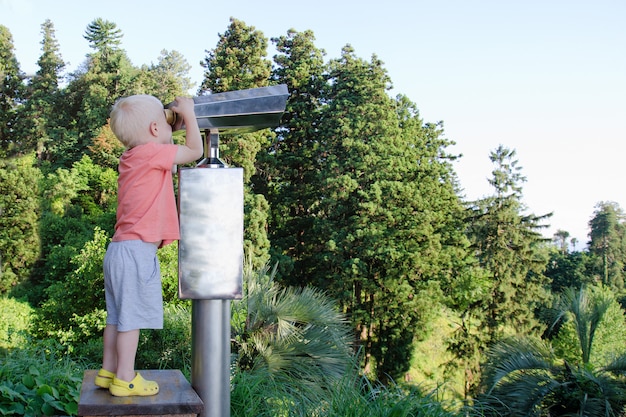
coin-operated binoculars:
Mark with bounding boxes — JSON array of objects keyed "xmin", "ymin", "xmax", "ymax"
[{"xmin": 170, "ymin": 85, "xmax": 288, "ymax": 417}]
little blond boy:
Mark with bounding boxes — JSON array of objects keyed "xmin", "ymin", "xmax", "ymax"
[{"xmin": 95, "ymin": 95, "xmax": 202, "ymax": 396}]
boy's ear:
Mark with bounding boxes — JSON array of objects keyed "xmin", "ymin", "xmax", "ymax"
[{"xmin": 149, "ymin": 121, "xmax": 159, "ymax": 137}]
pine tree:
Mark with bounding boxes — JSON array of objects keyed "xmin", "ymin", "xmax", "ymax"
[
  {"xmin": 0, "ymin": 25, "xmax": 26, "ymax": 158},
  {"xmin": 467, "ymin": 145, "xmax": 551, "ymax": 341},
  {"xmin": 261, "ymin": 28, "xmax": 328, "ymax": 280},
  {"xmin": 198, "ymin": 18, "xmax": 273, "ymax": 270},
  {"xmin": 17, "ymin": 19, "xmax": 66, "ymax": 161},
  {"xmin": 58, "ymin": 19, "xmax": 137, "ymax": 168},
  {"xmin": 305, "ymin": 45, "xmax": 468, "ymax": 382}
]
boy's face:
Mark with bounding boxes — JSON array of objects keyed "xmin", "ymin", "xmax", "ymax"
[{"xmin": 154, "ymin": 110, "xmax": 174, "ymax": 144}]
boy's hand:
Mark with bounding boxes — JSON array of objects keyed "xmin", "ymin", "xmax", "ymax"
[
  {"xmin": 171, "ymin": 97, "xmax": 203, "ymax": 165},
  {"xmin": 170, "ymin": 97, "xmax": 196, "ymax": 128}
]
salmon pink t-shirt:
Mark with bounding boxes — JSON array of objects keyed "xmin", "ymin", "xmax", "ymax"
[{"xmin": 112, "ymin": 142, "xmax": 179, "ymax": 248}]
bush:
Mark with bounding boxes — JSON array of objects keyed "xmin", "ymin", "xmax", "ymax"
[
  {"xmin": 135, "ymin": 303, "xmax": 192, "ymax": 373},
  {"xmin": 0, "ymin": 297, "xmax": 33, "ymax": 350}
]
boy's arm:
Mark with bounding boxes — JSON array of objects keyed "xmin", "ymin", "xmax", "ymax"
[{"xmin": 171, "ymin": 97, "xmax": 203, "ymax": 165}]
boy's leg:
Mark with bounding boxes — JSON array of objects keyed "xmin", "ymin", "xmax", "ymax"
[
  {"xmin": 102, "ymin": 324, "xmax": 118, "ymax": 372},
  {"xmin": 115, "ymin": 329, "xmax": 140, "ymax": 382}
]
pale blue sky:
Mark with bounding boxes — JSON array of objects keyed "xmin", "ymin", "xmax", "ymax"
[{"xmin": 2, "ymin": 0, "xmax": 625, "ymax": 248}]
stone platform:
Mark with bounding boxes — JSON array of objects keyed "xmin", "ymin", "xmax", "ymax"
[{"xmin": 78, "ymin": 369, "xmax": 203, "ymax": 417}]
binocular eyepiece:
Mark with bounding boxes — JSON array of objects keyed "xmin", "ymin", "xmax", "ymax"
[{"xmin": 164, "ymin": 108, "xmax": 177, "ymax": 126}]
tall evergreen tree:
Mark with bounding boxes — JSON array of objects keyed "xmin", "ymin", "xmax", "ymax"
[
  {"xmin": 588, "ymin": 201, "xmax": 626, "ymax": 291},
  {"xmin": 59, "ymin": 19, "xmax": 137, "ymax": 168},
  {"xmin": 261, "ymin": 28, "xmax": 328, "ymax": 280},
  {"xmin": 305, "ymin": 45, "xmax": 468, "ymax": 382},
  {"xmin": 17, "ymin": 19, "xmax": 66, "ymax": 162},
  {"xmin": 0, "ymin": 25, "xmax": 26, "ymax": 158},
  {"xmin": 198, "ymin": 18, "xmax": 273, "ymax": 270},
  {"xmin": 83, "ymin": 18, "xmax": 122, "ymax": 58},
  {"xmin": 467, "ymin": 145, "xmax": 551, "ymax": 342}
]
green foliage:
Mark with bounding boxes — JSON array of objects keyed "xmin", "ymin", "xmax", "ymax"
[
  {"xmin": 0, "ymin": 25, "xmax": 26, "ymax": 158},
  {"xmin": 243, "ymin": 191, "xmax": 271, "ymax": 270},
  {"xmin": 199, "ymin": 17, "xmax": 271, "ymax": 94},
  {"xmin": 198, "ymin": 18, "xmax": 275, "ymax": 268},
  {"xmin": 588, "ymin": 201, "xmax": 626, "ymax": 292},
  {"xmin": 231, "ymin": 366, "xmax": 465, "ymax": 417},
  {"xmin": 545, "ymin": 249, "xmax": 594, "ymax": 294},
  {"xmin": 467, "ymin": 146, "xmax": 551, "ymax": 340},
  {"xmin": 20, "ymin": 156, "xmax": 115, "ymax": 304},
  {"xmin": 135, "ymin": 303, "xmax": 192, "ymax": 372},
  {"xmin": 0, "ymin": 154, "xmax": 42, "ymax": 293},
  {"xmin": 233, "ymin": 263, "xmax": 354, "ymax": 398},
  {"xmin": 478, "ymin": 337, "xmax": 626, "ymax": 416},
  {"xmin": 0, "ymin": 297, "xmax": 33, "ymax": 350},
  {"xmin": 479, "ymin": 286, "xmax": 626, "ymax": 416},
  {"xmin": 289, "ymin": 45, "xmax": 471, "ymax": 382},
  {"xmin": 158, "ymin": 241, "xmax": 186, "ymax": 304},
  {"xmin": 33, "ymin": 227, "xmax": 108, "ymax": 351},
  {"xmin": 6, "ymin": 17, "xmax": 626, "ymax": 416},
  {"xmin": 551, "ymin": 285, "xmax": 626, "ymax": 366},
  {"xmin": 135, "ymin": 49, "xmax": 195, "ymax": 102},
  {"xmin": 0, "ymin": 344, "xmax": 82, "ymax": 417},
  {"xmin": 262, "ymin": 29, "xmax": 327, "ymax": 281},
  {"xmin": 16, "ymin": 20, "xmax": 66, "ymax": 160}
]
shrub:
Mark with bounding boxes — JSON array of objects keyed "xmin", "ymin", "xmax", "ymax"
[
  {"xmin": 0, "ymin": 297, "xmax": 33, "ymax": 350},
  {"xmin": 135, "ymin": 303, "xmax": 192, "ymax": 373}
]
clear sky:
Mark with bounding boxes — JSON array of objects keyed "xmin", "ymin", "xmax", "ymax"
[{"xmin": 2, "ymin": 0, "xmax": 625, "ymax": 249}]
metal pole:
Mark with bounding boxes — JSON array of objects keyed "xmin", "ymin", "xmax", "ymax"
[{"xmin": 191, "ymin": 299, "xmax": 230, "ymax": 417}]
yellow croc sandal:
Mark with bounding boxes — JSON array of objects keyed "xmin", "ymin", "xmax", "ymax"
[
  {"xmin": 109, "ymin": 372, "xmax": 159, "ymax": 397},
  {"xmin": 94, "ymin": 368, "xmax": 115, "ymax": 389}
]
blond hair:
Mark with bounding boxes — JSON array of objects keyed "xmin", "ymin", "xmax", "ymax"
[{"xmin": 110, "ymin": 95, "xmax": 163, "ymax": 148}]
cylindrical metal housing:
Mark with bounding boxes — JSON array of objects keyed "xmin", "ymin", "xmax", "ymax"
[{"xmin": 178, "ymin": 166, "xmax": 244, "ymax": 300}]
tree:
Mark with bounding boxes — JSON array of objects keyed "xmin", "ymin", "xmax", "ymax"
[
  {"xmin": 17, "ymin": 19, "xmax": 66, "ymax": 161},
  {"xmin": 588, "ymin": 201, "xmax": 626, "ymax": 291},
  {"xmin": 198, "ymin": 18, "xmax": 274, "ymax": 270},
  {"xmin": 0, "ymin": 25, "xmax": 26, "ymax": 158},
  {"xmin": 300, "ymin": 45, "xmax": 469, "ymax": 382},
  {"xmin": 83, "ymin": 18, "xmax": 122, "ymax": 57},
  {"xmin": 467, "ymin": 146, "xmax": 552, "ymax": 342},
  {"xmin": 545, "ymin": 249, "xmax": 593, "ymax": 294},
  {"xmin": 261, "ymin": 28, "xmax": 328, "ymax": 281},
  {"xmin": 58, "ymin": 19, "xmax": 137, "ymax": 167},
  {"xmin": 136, "ymin": 50, "xmax": 194, "ymax": 103},
  {"xmin": 25, "ymin": 156, "xmax": 116, "ymax": 305},
  {"xmin": 553, "ymin": 229, "xmax": 570, "ymax": 254},
  {"xmin": 199, "ymin": 17, "xmax": 271, "ymax": 94},
  {"xmin": 88, "ymin": 121, "xmax": 125, "ymax": 169},
  {"xmin": 0, "ymin": 155, "xmax": 41, "ymax": 292},
  {"xmin": 551, "ymin": 285, "xmax": 626, "ymax": 365},
  {"xmin": 34, "ymin": 227, "xmax": 109, "ymax": 349}
]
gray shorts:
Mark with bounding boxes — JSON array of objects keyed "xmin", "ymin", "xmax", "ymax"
[{"xmin": 104, "ymin": 240, "xmax": 163, "ymax": 331}]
